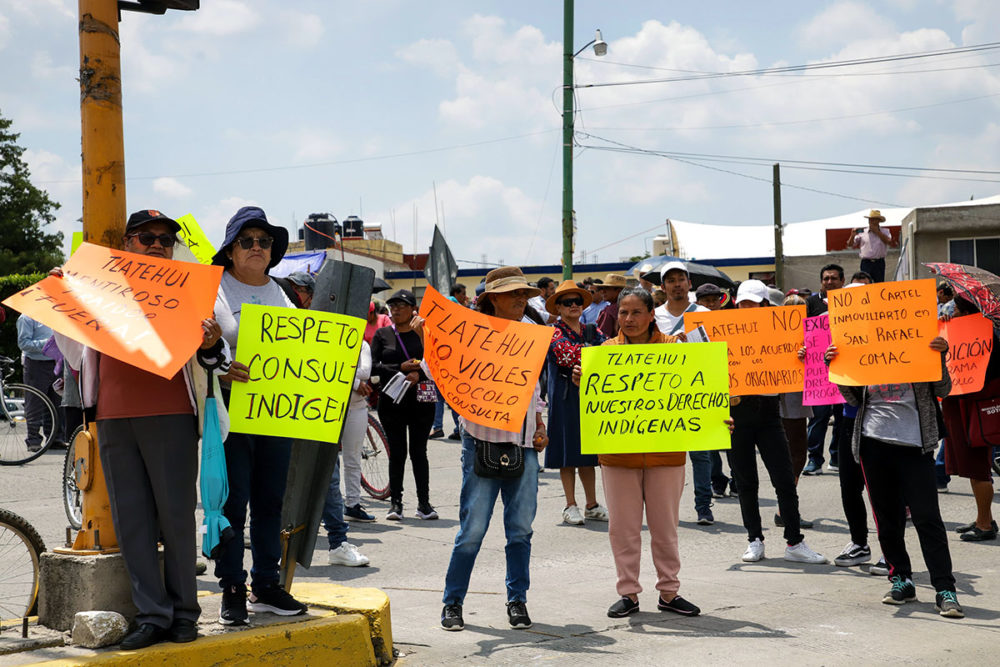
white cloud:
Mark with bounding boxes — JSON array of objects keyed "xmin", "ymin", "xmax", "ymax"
[
  {"xmin": 152, "ymin": 176, "xmax": 193, "ymax": 199},
  {"xmin": 119, "ymin": 20, "xmax": 183, "ymax": 93},
  {"xmin": 950, "ymin": 0, "xmax": 1000, "ymax": 44},
  {"xmin": 397, "ymin": 38, "xmax": 460, "ymax": 77},
  {"xmin": 30, "ymin": 50, "xmax": 74, "ymax": 80},
  {"xmin": 24, "ymin": 149, "xmax": 80, "ymax": 202},
  {"xmin": 375, "ymin": 176, "xmax": 558, "ymax": 266},
  {"xmin": 197, "ymin": 196, "xmax": 262, "ymax": 246},
  {"xmin": 0, "ymin": 14, "xmax": 10, "ymax": 51},
  {"xmin": 796, "ymin": 2, "xmax": 895, "ymax": 51},
  {"xmin": 894, "ymin": 122, "xmax": 1000, "ymax": 205},
  {"xmin": 174, "ymin": 0, "xmax": 260, "ymax": 36},
  {"xmin": 275, "ymin": 128, "xmax": 343, "ymax": 163},
  {"xmin": 278, "ymin": 10, "xmax": 324, "ymax": 48}
]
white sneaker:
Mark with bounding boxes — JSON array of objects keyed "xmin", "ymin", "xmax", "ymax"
[
  {"xmin": 742, "ymin": 538, "xmax": 765, "ymax": 562},
  {"xmin": 784, "ymin": 540, "xmax": 829, "ymax": 564},
  {"xmin": 583, "ymin": 504, "xmax": 609, "ymax": 522},
  {"xmin": 328, "ymin": 542, "xmax": 370, "ymax": 567},
  {"xmin": 562, "ymin": 505, "xmax": 585, "ymax": 525}
]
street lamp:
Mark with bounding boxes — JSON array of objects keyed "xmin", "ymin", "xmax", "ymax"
[{"xmin": 562, "ymin": 3, "xmax": 606, "ymax": 280}]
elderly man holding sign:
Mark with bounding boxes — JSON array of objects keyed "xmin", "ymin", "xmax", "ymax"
[{"xmin": 50, "ymin": 209, "xmax": 230, "ymax": 650}]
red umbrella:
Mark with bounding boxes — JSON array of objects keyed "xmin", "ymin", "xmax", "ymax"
[{"xmin": 924, "ymin": 262, "xmax": 1000, "ymax": 323}]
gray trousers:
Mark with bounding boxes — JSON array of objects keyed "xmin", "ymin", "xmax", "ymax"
[{"xmin": 98, "ymin": 414, "xmax": 200, "ymax": 629}]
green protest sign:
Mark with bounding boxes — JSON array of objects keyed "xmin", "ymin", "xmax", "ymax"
[
  {"xmin": 228, "ymin": 304, "xmax": 365, "ymax": 444},
  {"xmin": 579, "ymin": 342, "xmax": 731, "ymax": 454}
]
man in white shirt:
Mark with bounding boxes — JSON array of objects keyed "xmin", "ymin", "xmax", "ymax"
[
  {"xmin": 528, "ymin": 277, "xmax": 557, "ymax": 324},
  {"xmin": 850, "ymin": 210, "xmax": 892, "ymax": 283},
  {"xmin": 653, "ymin": 262, "xmax": 708, "ymax": 336}
]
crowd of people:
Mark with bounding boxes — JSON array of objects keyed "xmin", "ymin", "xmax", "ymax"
[{"xmin": 13, "ymin": 205, "xmax": 996, "ymax": 649}]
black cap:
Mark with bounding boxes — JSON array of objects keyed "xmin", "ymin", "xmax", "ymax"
[
  {"xmin": 386, "ymin": 289, "xmax": 417, "ymax": 307},
  {"xmin": 695, "ymin": 283, "xmax": 723, "ymax": 299},
  {"xmin": 126, "ymin": 209, "xmax": 181, "ymax": 234}
]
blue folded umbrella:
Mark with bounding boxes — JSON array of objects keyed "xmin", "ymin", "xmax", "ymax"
[{"xmin": 200, "ymin": 370, "xmax": 233, "ymax": 559}]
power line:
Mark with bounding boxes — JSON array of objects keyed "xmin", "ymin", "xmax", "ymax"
[
  {"xmin": 34, "ymin": 130, "xmax": 558, "ymax": 184},
  {"xmin": 579, "ymin": 134, "xmax": 902, "ymax": 207},
  {"xmin": 576, "ymin": 41, "xmax": 1000, "ymax": 89}
]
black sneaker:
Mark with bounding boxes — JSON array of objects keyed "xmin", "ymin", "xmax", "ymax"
[
  {"xmin": 506, "ymin": 600, "xmax": 532, "ymax": 629},
  {"xmin": 416, "ymin": 503, "xmax": 439, "ymax": 520},
  {"xmin": 344, "ymin": 504, "xmax": 376, "ymax": 522},
  {"xmin": 658, "ymin": 595, "xmax": 700, "ymax": 616},
  {"xmin": 448, "ymin": 431, "xmax": 461, "ymax": 441},
  {"xmin": 429, "ymin": 429, "xmax": 445, "ymax": 439},
  {"xmin": 607, "ymin": 596, "xmax": 640, "ymax": 618},
  {"xmin": 935, "ymin": 591, "xmax": 965, "ymax": 618},
  {"xmin": 219, "ymin": 584, "xmax": 248, "ymax": 626},
  {"xmin": 248, "ymin": 583, "xmax": 308, "ymax": 616},
  {"xmin": 386, "ymin": 501, "xmax": 403, "ymax": 521},
  {"xmin": 882, "ymin": 576, "xmax": 916, "ymax": 605},
  {"xmin": 711, "ymin": 477, "xmax": 729, "ymax": 499},
  {"xmin": 441, "ymin": 604, "xmax": 464, "ymax": 631}
]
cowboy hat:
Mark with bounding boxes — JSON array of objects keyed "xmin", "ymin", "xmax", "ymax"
[
  {"xmin": 546, "ymin": 279, "xmax": 593, "ymax": 313},
  {"xmin": 600, "ymin": 274, "xmax": 629, "ymax": 289},
  {"xmin": 482, "ymin": 267, "xmax": 541, "ymax": 297},
  {"xmin": 864, "ymin": 209, "xmax": 886, "ymax": 222}
]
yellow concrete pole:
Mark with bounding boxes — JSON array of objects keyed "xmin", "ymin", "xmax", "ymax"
[{"xmin": 70, "ymin": 0, "xmax": 126, "ymax": 553}]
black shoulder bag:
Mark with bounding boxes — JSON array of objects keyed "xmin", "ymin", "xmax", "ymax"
[{"xmin": 472, "ymin": 419, "xmax": 526, "ymax": 479}]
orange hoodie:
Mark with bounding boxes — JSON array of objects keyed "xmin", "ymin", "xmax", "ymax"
[{"xmin": 595, "ymin": 327, "xmax": 687, "ymax": 469}]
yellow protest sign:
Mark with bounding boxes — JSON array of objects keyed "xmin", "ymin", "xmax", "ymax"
[
  {"xmin": 683, "ymin": 306, "xmax": 806, "ymax": 395},
  {"xmin": 228, "ymin": 304, "xmax": 365, "ymax": 443},
  {"xmin": 828, "ymin": 279, "xmax": 940, "ymax": 386},
  {"xmin": 71, "ymin": 232, "xmax": 83, "ymax": 255},
  {"xmin": 579, "ymin": 342, "xmax": 731, "ymax": 454},
  {"xmin": 176, "ymin": 214, "xmax": 216, "ymax": 265},
  {"xmin": 2, "ymin": 243, "xmax": 222, "ymax": 379},
  {"xmin": 419, "ymin": 286, "xmax": 553, "ymax": 433}
]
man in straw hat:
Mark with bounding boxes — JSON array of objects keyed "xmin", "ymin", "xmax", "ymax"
[
  {"xmin": 850, "ymin": 209, "xmax": 893, "ymax": 283},
  {"xmin": 595, "ymin": 274, "xmax": 629, "ymax": 337}
]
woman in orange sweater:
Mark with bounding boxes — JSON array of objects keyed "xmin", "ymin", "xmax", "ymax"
[{"xmin": 574, "ymin": 287, "xmax": 733, "ymax": 618}]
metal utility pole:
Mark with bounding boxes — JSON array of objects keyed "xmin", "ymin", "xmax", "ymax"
[
  {"xmin": 79, "ymin": 0, "xmax": 127, "ymax": 249},
  {"xmin": 561, "ymin": 0, "xmax": 575, "ymax": 281},
  {"xmin": 773, "ymin": 163, "xmax": 784, "ymax": 289}
]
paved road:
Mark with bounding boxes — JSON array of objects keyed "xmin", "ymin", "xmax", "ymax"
[{"xmin": 3, "ymin": 433, "xmax": 998, "ymax": 665}]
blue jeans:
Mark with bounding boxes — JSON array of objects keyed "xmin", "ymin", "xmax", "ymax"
[
  {"xmin": 689, "ymin": 451, "xmax": 712, "ymax": 514},
  {"xmin": 443, "ymin": 434, "xmax": 539, "ymax": 605},
  {"xmin": 433, "ymin": 388, "xmax": 459, "ymax": 434},
  {"xmin": 934, "ymin": 440, "xmax": 950, "ymax": 487},
  {"xmin": 214, "ymin": 429, "xmax": 292, "ymax": 590},
  {"xmin": 321, "ymin": 455, "xmax": 348, "ymax": 549}
]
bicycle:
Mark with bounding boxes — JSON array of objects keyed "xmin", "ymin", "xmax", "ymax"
[
  {"xmin": 0, "ymin": 355, "xmax": 60, "ymax": 465},
  {"xmin": 63, "ymin": 425, "xmax": 86, "ymax": 530},
  {"xmin": 0, "ymin": 508, "xmax": 46, "ymax": 621},
  {"xmin": 360, "ymin": 412, "xmax": 391, "ymax": 500}
]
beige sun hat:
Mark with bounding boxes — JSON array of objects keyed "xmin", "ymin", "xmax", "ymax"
[
  {"xmin": 546, "ymin": 279, "xmax": 593, "ymax": 313},
  {"xmin": 482, "ymin": 266, "xmax": 541, "ymax": 297}
]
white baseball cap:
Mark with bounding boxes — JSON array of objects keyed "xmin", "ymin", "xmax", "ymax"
[
  {"xmin": 659, "ymin": 261, "xmax": 688, "ymax": 279},
  {"xmin": 736, "ymin": 279, "xmax": 769, "ymax": 304}
]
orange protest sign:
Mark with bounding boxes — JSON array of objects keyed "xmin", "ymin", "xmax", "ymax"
[
  {"xmin": 1, "ymin": 242, "xmax": 222, "ymax": 379},
  {"xmin": 419, "ymin": 286, "xmax": 552, "ymax": 432},
  {"xmin": 827, "ymin": 279, "xmax": 940, "ymax": 386},
  {"xmin": 939, "ymin": 314, "xmax": 994, "ymax": 395},
  {"xmin": 684, "ymin": 305, "xmax": 806, "ymax": 395}
]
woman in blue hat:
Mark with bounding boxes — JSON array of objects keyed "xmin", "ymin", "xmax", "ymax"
[{"xmin": 210, "ymin": 206, "xmax": 308, "ymax": 625}]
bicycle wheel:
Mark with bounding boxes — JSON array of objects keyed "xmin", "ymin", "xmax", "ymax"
[
  {"xmin": 0, "ymin": 383, "xmax": 59, "ymax": 465},
  {"xmin": 360, "ymin": 413, "xmax": 391, "ymax": 500},
  {"xmin": 0, "ymin": 508, "xmax": 46, "ymax": 620},
  {"xmin": 63, "ymin": 426, "xmax": 86, "ymax": 530}
]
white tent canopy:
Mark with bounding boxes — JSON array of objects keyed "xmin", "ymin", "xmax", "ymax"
[{"xmin": 666, "ymin": 194, "xmax": 1000, "ymax": 260}]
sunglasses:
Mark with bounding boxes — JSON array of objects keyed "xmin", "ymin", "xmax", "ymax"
[
  {"xmin": 236, "ymin": 236, "xmax": 274, "ymax": 250},
  {"xmin": 557, "ymin": 297, "xmax": 585, "ymax": 307},
  {"xmin": 126, "ymin": 232, "xmax": 176, "ymax": 248}
]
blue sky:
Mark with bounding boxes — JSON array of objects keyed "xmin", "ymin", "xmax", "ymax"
[{"xmin": 2, "ymin": 1, "xmax": 999, "ymax": 266}]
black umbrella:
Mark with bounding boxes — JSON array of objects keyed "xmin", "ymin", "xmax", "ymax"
[
  {"xmin": 628, "ymin": 255, "xmax": 736, "ymax": 290},
  {"xmin": 372, "ymin": 277, "xmax": 391, "ymax": 293}
]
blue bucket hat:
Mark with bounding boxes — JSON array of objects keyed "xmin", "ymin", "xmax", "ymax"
[{"xmin": 212, "ymin": 206, "xmax": 289, "ymax": 270}]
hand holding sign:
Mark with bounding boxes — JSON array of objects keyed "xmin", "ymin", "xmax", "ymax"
[
  {"xmin": 828, "ymin": 279, "xmax": 940, "ymax": 385},
  {"xmin": 683, "ymin": 306, "xmax": 806, "ymax": 395},
  {"xmin": 419, "ymin": 286, "xmax": 551, "ymax": 432},
  {"xmin": 2, "ymin": 243, "xmax": 222, "ymax": 379}
]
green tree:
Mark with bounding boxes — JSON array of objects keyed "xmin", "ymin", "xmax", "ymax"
[{"xmin": 0, "ymin": 110, "xmax": 64, "ymax": 275}]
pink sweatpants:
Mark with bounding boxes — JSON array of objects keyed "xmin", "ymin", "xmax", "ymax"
[{"xmin": 601, "ymin": 464, "xmax": 685, "ymax": 598}]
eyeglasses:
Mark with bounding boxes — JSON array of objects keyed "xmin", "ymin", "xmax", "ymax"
[
  {"xmin": 557, "ymin": 297, "xmax": 585, "ymax": 307},
  {"xmin": 236, "ymin": 236, "xmax": 274, "ymax": 250},
  {"xmin": 126, "ymin": 232, "xmax": 176, "ymax": 248}
]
